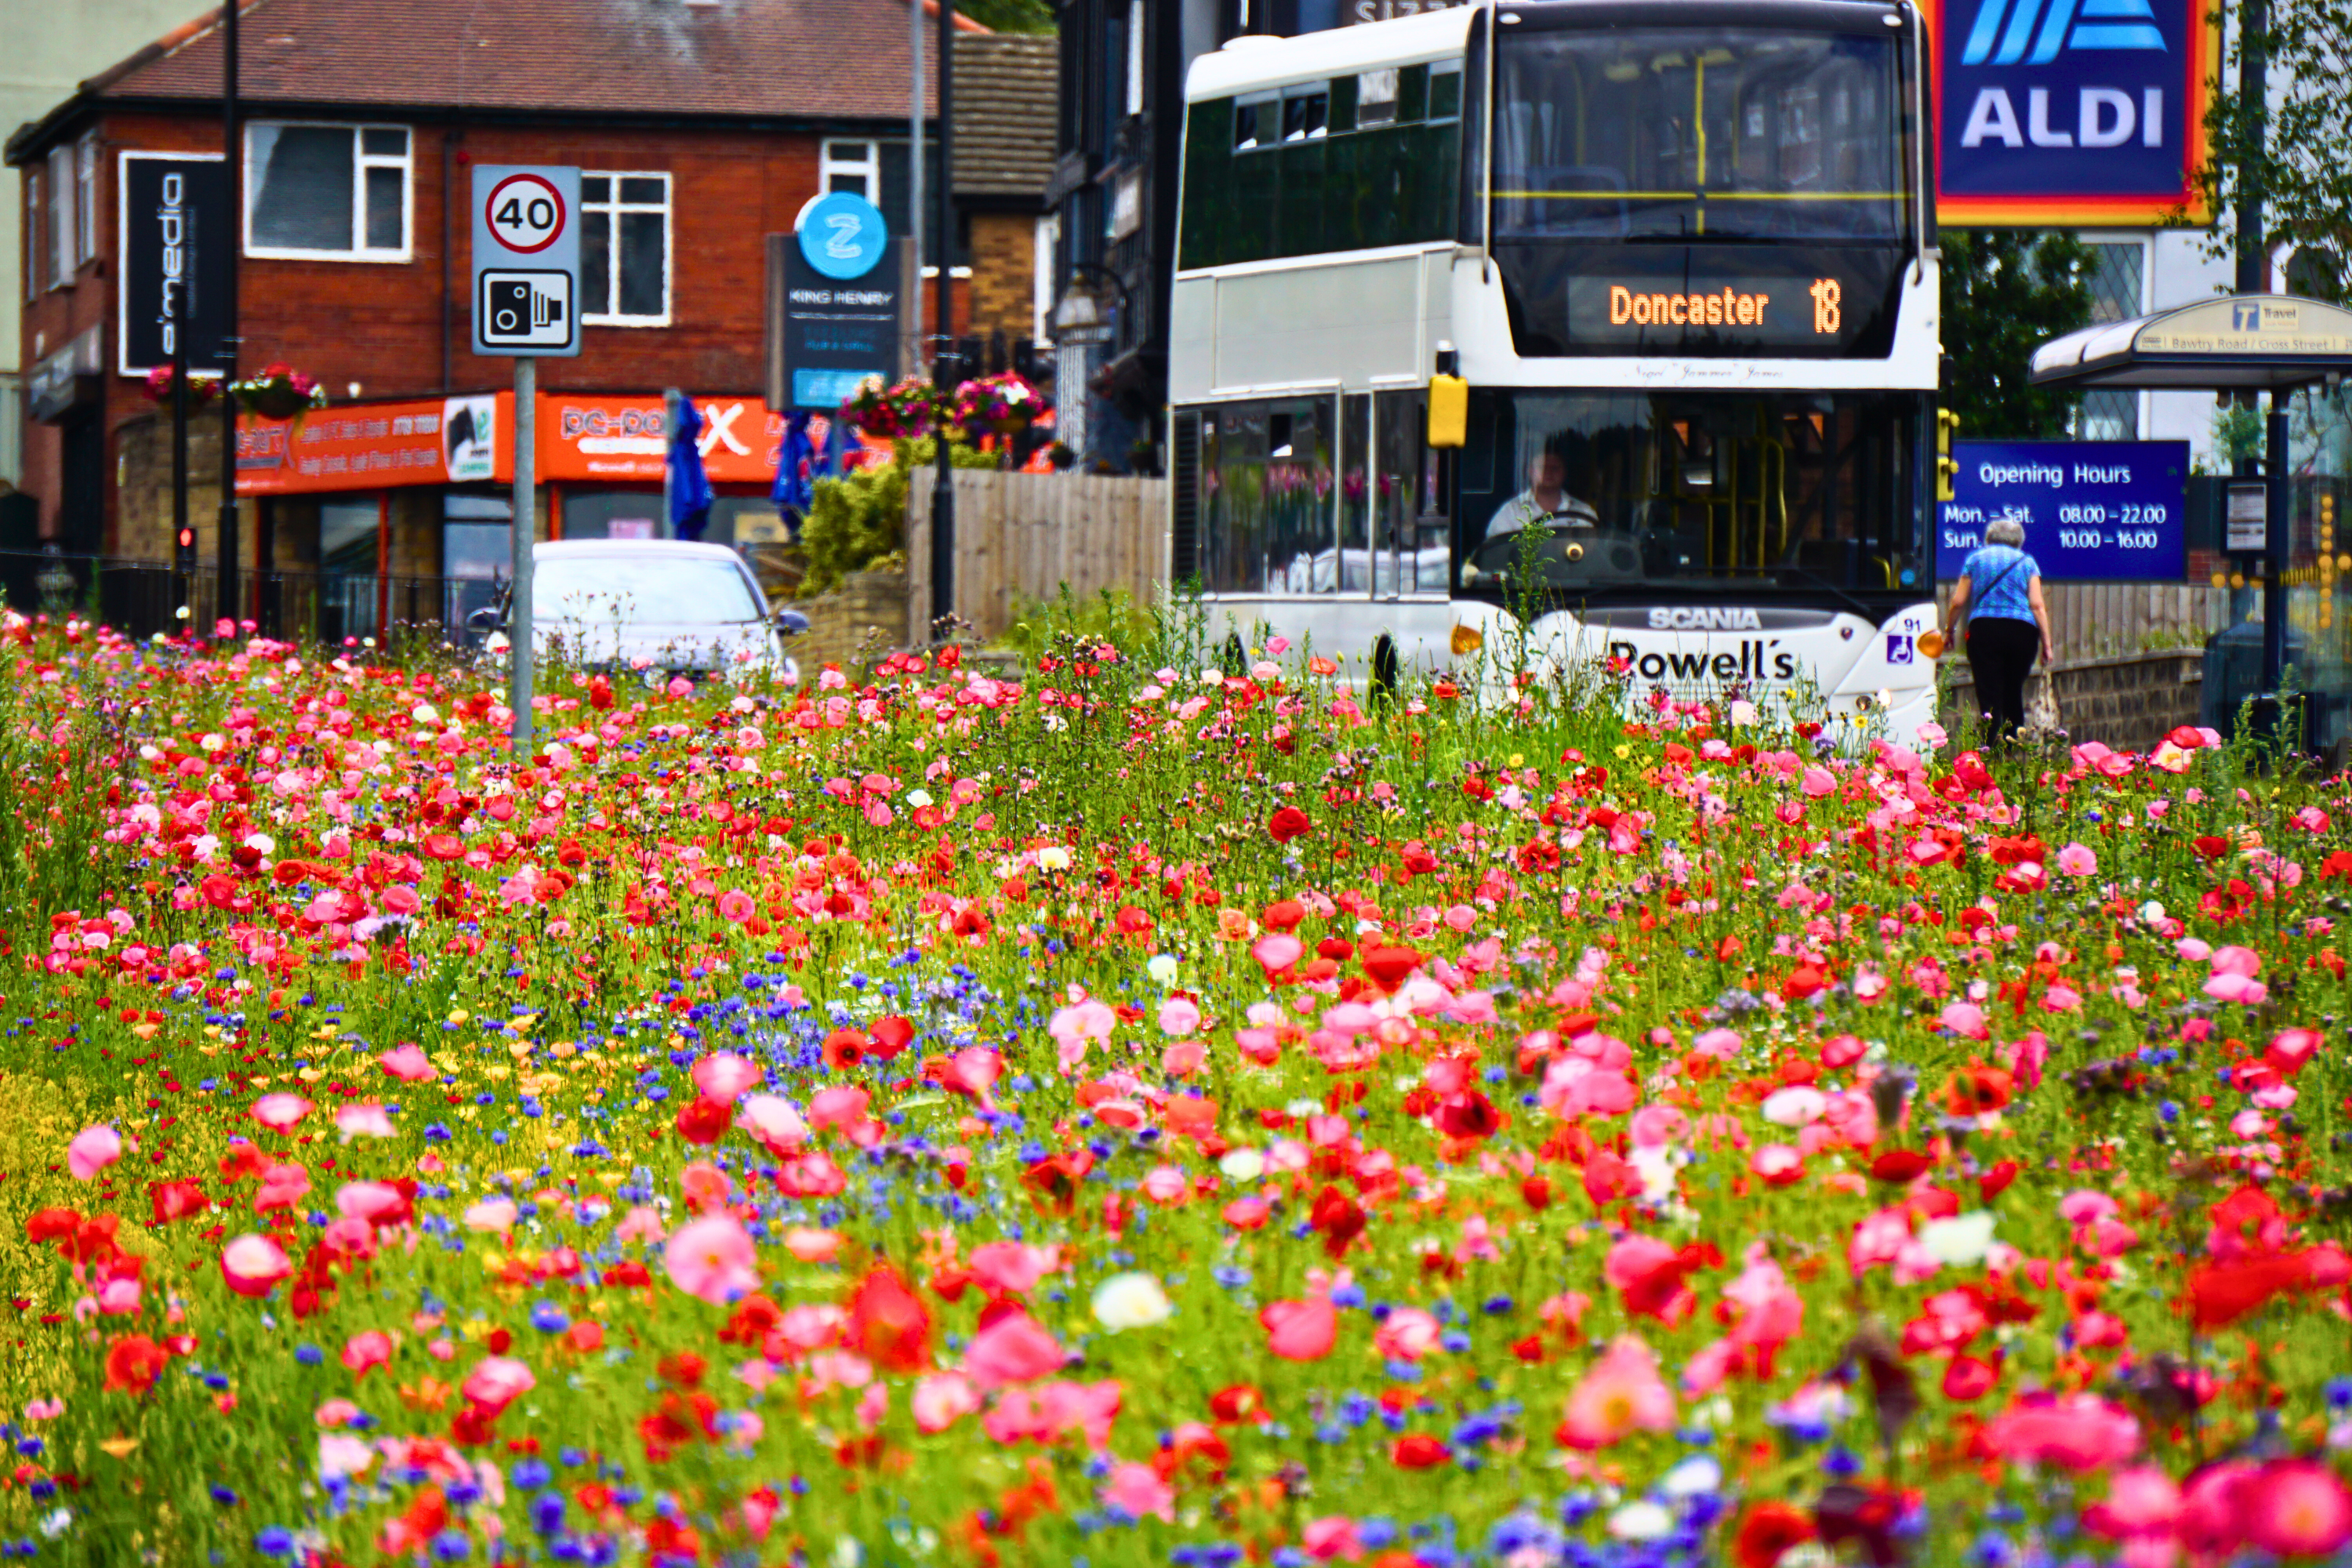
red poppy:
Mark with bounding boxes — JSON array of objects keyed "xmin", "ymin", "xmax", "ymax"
[
  {"xmin": 869, "ymin": 1015, "xmax": 915, "ymax": 1060},
  {"xmin": 1733, "ymin": 1502, "xmax": 1818, "ymax": 1568},
  {"xmin": 1361, "ymin": 947, "xmax": 1426, "ymax": 991},
  {"xmin": 822, "ymin": 1029, "xmax": 869, "ymax": 1070},
  {"xmin": 846, "ymin": 1265, "xmax": 932, "ymax": 1373},
  {"xmin": 104, "ymin": 1333, "xmax": 169, "ymax": 1395},
  {"xmin": 1869, "ymin": 1149, "xmax": 1933, "ymax": 1185},
  {"xmin": 1390, "ymin": 1433, "xmax": 1450, "ymax": 1468},
  {"xmin": 673, "ymin": 1096, "xmax": 731, "ymax": 1146},
  {"xmin": 1268, "ymin": 806, "xmax": 1312, "ymax": 844}
]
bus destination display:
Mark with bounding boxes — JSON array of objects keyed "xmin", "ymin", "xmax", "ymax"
[
  {"xmin": 1936, "ymin": 440, "xmax": 2188, "ymax": 583},
  {"xmin": 1515, "ymin": 247, "xmax": 1904, "ymax": 359}
]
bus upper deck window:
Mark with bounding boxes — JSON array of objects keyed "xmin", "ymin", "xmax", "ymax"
[
  {"xmin": 1236, "ymin": 96, "xmax": 1273, "ymax": 151},
  {"xmin": 1283, "ymin": 88, "xmax": 1328, "ymax": 142},
  {"xmin": 1428, "ymin": 63, "xmax": 1462, "ymax": 121},
  {"xmin": 1358, "ymin": 68, "xmax": 1399, "ymax": 127}
]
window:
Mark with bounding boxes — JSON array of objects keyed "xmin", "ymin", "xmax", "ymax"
[
  {"xmin": 1126, "ymin": 0, "xmax": 1146, "ymax": 117},
  {"xmin": 2077, "ymin": 239, "xmax": 2146, "ymax": 440},
  {"xmin": 581, "ymin": 172, "xmax": 670, "ymax": 325},
  {"xmin": 245, "ymin": 123, "xmax": 411, "ymax": 259},
  {"xmin": 821, "ymin": 140, "xmax": 881, "ymax": 200},
  {"xmin": 75, "ymin": 136, "xmax": 97, "ymax": 263},
  {"xmin": 47, "ymin": 145, "xmax": 74, "ymax": 286},
  {"xmin": 24, "ymin": 172, "xmax": 39, "ymax": 302},
  {"xmin": 1182, "ymin": 72, "xmax": 1464, "ymax": 269}
]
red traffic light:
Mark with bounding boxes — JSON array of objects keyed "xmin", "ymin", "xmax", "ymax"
[{"xmin": 176, "ymin": 528, "xmax": 197, "ymax": 550}]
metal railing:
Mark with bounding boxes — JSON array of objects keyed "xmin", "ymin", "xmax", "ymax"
[{"xmin": 0, "ymin": 550, "xmax": 489, "ymax": 651}]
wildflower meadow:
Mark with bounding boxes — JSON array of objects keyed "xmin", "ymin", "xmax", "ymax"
[{"xmin": 2, "ymin": 610, "xmax": 2350, "ymax": 1568}]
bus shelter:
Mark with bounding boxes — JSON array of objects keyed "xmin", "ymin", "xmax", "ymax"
[{"xmin": 2031, "ymin": 295, "xmax": 2352, "ymax": 747}]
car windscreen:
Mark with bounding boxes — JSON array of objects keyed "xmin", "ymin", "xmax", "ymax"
[{"xmin": 532, "ymin": 556, "xmax": 764, "ymax": 624}]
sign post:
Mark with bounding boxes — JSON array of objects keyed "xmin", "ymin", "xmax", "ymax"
[
  {"xmin": 471, "ymin": 165, "xmax": 581, "ymax": 757},
  {"xmin": 1934, "ymin": 440, "xmax": 2189, "ymax": 582}
]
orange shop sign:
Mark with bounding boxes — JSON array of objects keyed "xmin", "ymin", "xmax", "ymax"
[
  {"xmin": 538, "ymin": 394, "xmax": 783, "ymax": 485},
  {"xmin": 236, "ymin": 394, "xmax": 511, "ymax": 495}
]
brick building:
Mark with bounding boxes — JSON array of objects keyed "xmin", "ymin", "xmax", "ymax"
[
  {"xmin": 7, "ymin": 0, "xmax": 992, "ymax": 615},
  {"xmin": 951, "ymin": 34, "xmax": 1054, "ymax": 349}
]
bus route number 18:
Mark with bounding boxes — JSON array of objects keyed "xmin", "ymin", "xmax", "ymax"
[{"xmin": 1809, "ymin": 278, "xmax": 1840, "ymax": 335}]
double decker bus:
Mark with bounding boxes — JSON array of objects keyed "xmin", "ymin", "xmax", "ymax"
[{"xmin": 1167, "ymin": 0, "xmax": 1942, "ymax": 733}]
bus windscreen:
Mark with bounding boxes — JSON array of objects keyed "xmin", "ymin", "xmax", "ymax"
[
  {"xmin": 1458, "ymin": 390, "xmax": 1920, "ymax": 596},
  {"xmin": 1493, "ymin": 29, "xmax": 1904, "ymax": 243}
]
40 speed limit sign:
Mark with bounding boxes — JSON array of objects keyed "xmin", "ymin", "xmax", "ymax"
[{"xmin": 471, "ymin": 165, "xmax": 581, "ymax": 357}]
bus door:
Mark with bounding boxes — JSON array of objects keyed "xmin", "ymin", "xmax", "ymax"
[{"xmin": 1369, "ymin": 387, "xmax": 1446, "ymax": 598}]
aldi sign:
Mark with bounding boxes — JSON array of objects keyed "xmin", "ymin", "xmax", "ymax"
[{"xmin": 1926, "ymin": 0, "xmax": 2218, "ymax": 225}]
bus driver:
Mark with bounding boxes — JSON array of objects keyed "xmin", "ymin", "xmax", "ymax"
[{"xmin": 1486, "ymin": 445, "xmax": 1600, "ymax": 539}]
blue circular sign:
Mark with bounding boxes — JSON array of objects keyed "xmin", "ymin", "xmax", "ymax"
[{"xmin": 797, "ymin": 192, "xmax": 889, "ymax": 281}]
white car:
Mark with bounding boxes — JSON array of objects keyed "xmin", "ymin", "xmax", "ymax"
[{"xmin": 472, "ymin": 539, "xmax": 806, "ymax": 684}]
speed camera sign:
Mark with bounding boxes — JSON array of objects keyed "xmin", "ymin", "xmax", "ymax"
[{"xmin": 471, "ymin": 165, "xmax": 579, "ymax": 357}]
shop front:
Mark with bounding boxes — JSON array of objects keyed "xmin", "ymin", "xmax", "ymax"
[{"xmin": 234, "ymin": 390, "xmax": 789, "ymax": 641}]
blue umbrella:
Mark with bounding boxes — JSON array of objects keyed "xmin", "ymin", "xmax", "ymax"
[
  {"xmin": 669, "ymin": 397, "xmax": 715, "ymax": 542},
  {"xmin": 772, "ymin": 409, "xmax": 817, "ymax": 535}
]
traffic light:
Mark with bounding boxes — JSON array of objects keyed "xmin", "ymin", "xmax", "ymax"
[
  {"xmin": 175, "ymin": 525, "xmax": 198, "ymax": 575},
  {"xmin": 1935, "ymin": 408, "xmax": 1963, "ymax": 502}
]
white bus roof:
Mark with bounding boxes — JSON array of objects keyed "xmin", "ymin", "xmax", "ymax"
[{"xmin": 1185, "ymin": 9, "xmax": 1473, "ymax": 101}]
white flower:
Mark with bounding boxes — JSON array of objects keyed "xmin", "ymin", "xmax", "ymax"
[
  {"xmin": 1661, "ymin": 1454, "xmax": 1722, "ymax": 1497},
  {"xmin": 1145, "ymin": 954, "xmax": 1179, "ymax": 985},
  {"xmin": 1606, "ymin": 1501, "xmax": 1672, "ymax": 1541},
  {"xmin": 1218, "ymin": 1148, "xmax": 1266, "ymax": 1181},
  {"xmin": 904, "ymin": 789, "xmax": 933, "ymax": 809},
  {"xmin": 1036, "ymin": 847, "xmax": 1072, "ymax": 873},
  {"xmin": 1091, "ymin": 1272, "xmax": 1173, "ymax": 1331},
  {"xmin": 1917, "ymin": 1210, "xmax": 1997, "ymax": 1266}
]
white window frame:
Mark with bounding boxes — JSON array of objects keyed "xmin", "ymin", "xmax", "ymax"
[
  {"xmin": 820, "ymin": 139, "xmax": 883, "ymax": 200},
  {"xmin": 47, "ymin": 145, "xmax": 74, "ymax": 287},
  {"xmin": 242, "ymin": 122, "xmax": 413, "ymax": 262},
  {"xmin": 75, "ymin": 135, "xmax": 98, "ymax": 263},
  {"xmin": 580, "ymin": 169, "xmax": 673, "ymax": 328},
  {"xmin": 1125, "ymin": 0, "xmax": 1145, "ymax": 118}
]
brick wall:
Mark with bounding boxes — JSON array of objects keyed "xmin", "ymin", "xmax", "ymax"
[
  {"xmin": 20, "ymin": 108, "xmax": 971, "ymax": 557},
  {"xmin": 785, "ymin": 566, "xmax": 909, "ymax": 676},
  {"xmin": 1942, "ymin": 648, "xmax": 2205, "ymax": 753},
  {"xmin": 966, "ymin": 212, "xmax": 1036, "ymax": 342}
]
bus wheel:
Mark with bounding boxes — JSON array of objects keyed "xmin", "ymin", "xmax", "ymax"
[{"xmin": 1370, "ymin": 634, "xmax": 1399, "ymax": 704}]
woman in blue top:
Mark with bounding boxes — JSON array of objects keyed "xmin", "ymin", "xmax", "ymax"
[{"xmin": 1941, "ymin": 517, "xmax": 2055, "ymax": 742}]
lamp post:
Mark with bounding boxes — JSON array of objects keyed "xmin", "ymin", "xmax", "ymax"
[
  {"xmin": 218, "ymin": 0, "xmax": 241, "ymax": 622},
  {"xmin": 930, "ymin": 0, "xmax": 956, "ymax": 631}
]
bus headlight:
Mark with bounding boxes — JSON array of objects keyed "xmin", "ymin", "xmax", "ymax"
[{"xmin": 1450, "ymin": 623, "xmax": 1485, "ymax": 656}]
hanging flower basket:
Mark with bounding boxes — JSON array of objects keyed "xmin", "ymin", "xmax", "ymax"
[
  {"xmin": 949, "ymin": 372, "xmax": 1044, "ymax": 437},
  {"xmin": 838, "ymin": 376, "xmax": 947, "ymax": 441},
  {"xmin": 143, "ymin": 366, "xmax": 222, "ymax": 406},
  {"xmin": 230, "ymin": 365, "xmax": 328, "ymax": 423}
]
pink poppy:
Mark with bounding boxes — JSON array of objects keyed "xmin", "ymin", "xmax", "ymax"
[
  {"xmin": 739, "ymin": 1094, "xmax": 809, "ymax": 1152},
  {"xmin": 691, "ymin": 1051, "xmax": 764, "ymax": 1102},
  {"xmin": 967, "ymin": 1241, "xmax": 1063, "ymax": 1295},
  {"xmin": 342, "ymin": 1331, "xmax": 394, "ymax": 1379},
  {"xmin": 461, "ymin": 1356, "xmax": 536, "ymax": 1415},
  {"xmin": 1559, "ymin": 1336, "xmax": 1676, "ymax": 1449},
  {"xmin": 2241, "ymin": 1461, "xmax": 2352, "ymax": 1558},
  {"xmin": 1982, "ymin": 1395, "xmax": 2141, "ymax": 1471},
  {"xmin": 1156, "ymin": 996, "xmax": 1201, "ymax": 1037},
  {"xmin": 1260, "ymin": 1297, "xmax": 1339, "ymax": 1362},
  {"xmin": 963, "ymin": 1308, "xmax": 1067, "ymax": 1388},
  {"xmin": 662, "ymin": 1214, "xmax": 760, "ymax": 1305},
  {"xmin": 1100, "ymin": 1462, "xmax": 1175, "ymax": 1523},
  {"xmin": 716, "ymin": 888, "xmax": 757, "ymax": 924},
  {"xmin": 1252, "ymin": 933, "xmax": 1305, "ymax": 977},
  {"xmin": 376, "ymin": 1044, "xmax": 437, "ymax": 1083},
  {"xmin": 2055, "ymin": 842, "xmax": 2099, "ymax": 877},
  {"xmin": 251, "ymin": 1094, "xmax": 314, "ymax": 1133},
  {"xmin": 336, "ymin": 1103, "xmax": 397, "ymax": 1142},
  {"xmin": 1372, "ymin": 1308, "xmax": 1443, "ymax": 1363},
  {"xmin": 220, "ymin": 1233, "xmax": 293, "ymax": 1298},
  {"xmin": 67, "ymin": 1124, "xmax": 121, "ymax": 1181},
  {"xmin": 912, "ymin": 1372, "xmax": 980, "ymax": 1433}
]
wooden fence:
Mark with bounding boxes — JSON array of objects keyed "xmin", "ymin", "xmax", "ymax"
[{"xmin": 905, "ymin": 470, "xmax": 1168, "ymax": 644}]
